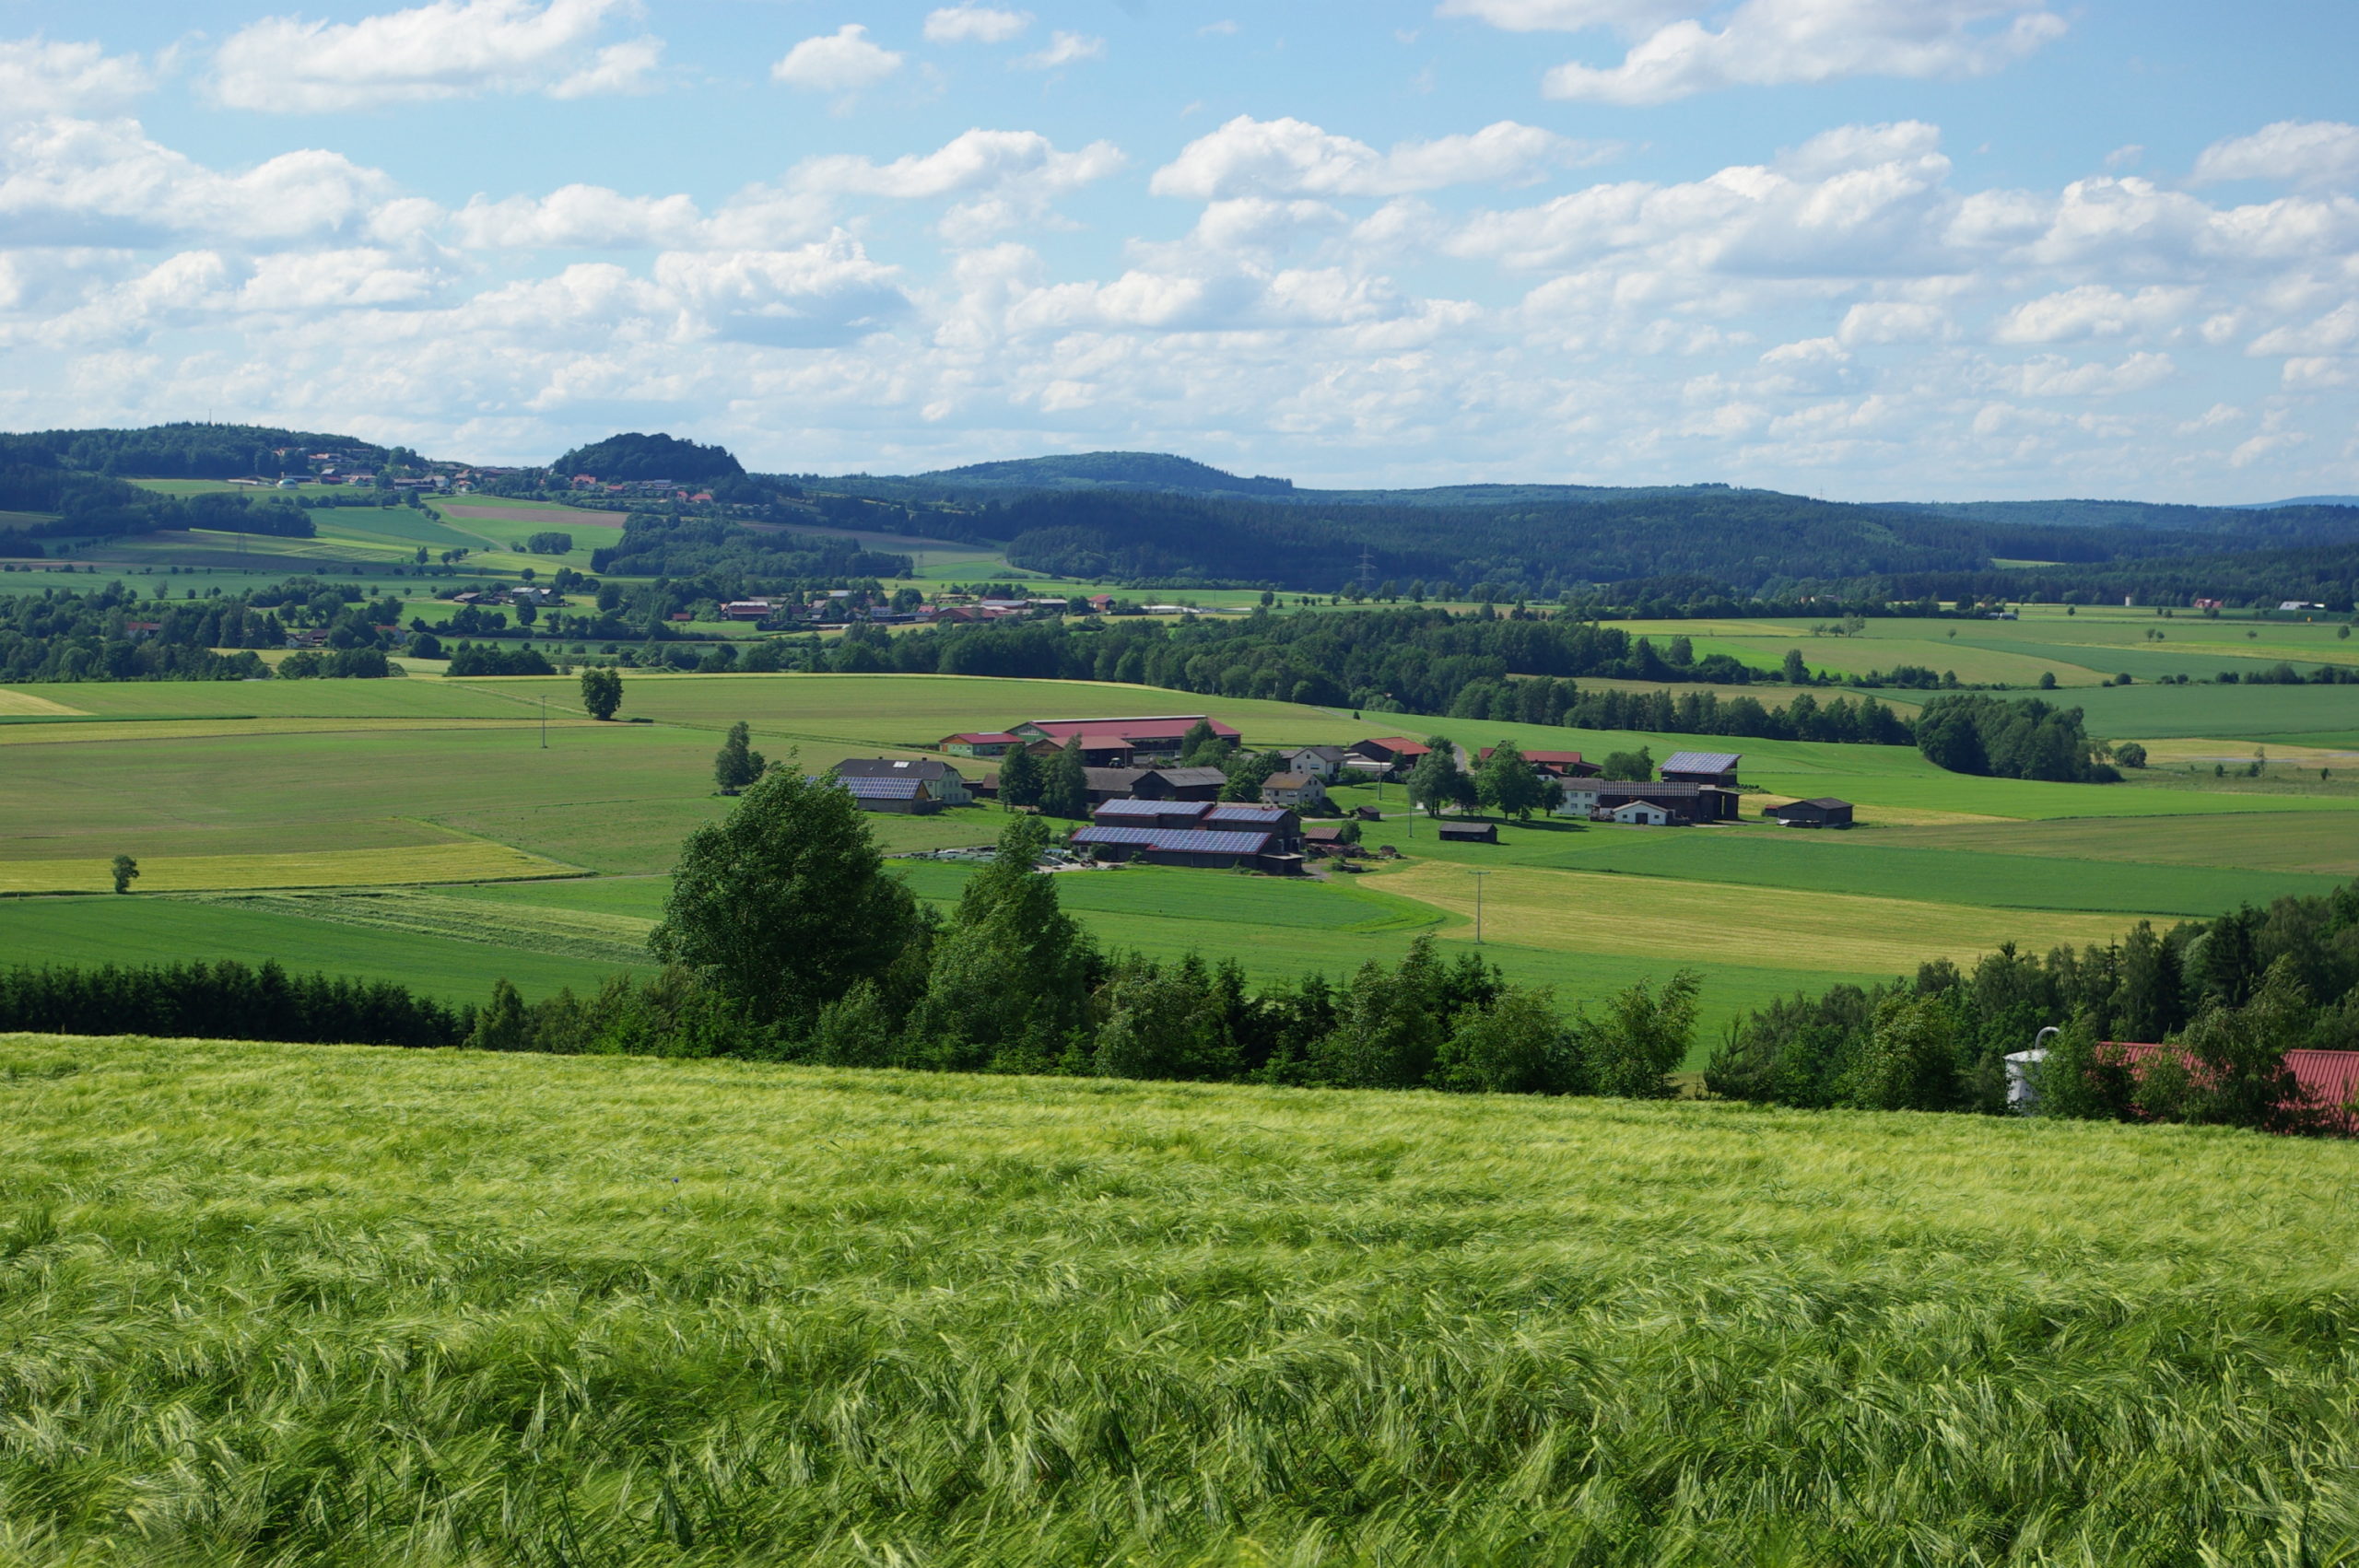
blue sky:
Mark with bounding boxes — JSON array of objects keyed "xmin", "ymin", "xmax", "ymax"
[{"xmin": 1, "ymin": 1, "xmax": 2354, "ymax": 499}]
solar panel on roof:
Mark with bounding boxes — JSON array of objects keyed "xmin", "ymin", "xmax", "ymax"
[
  {"xmin": 1661, "ymin": 750, "xmax": 1742, "ymax": 773},
  {"xmin": 1072, "ymin": 826, "xmax": 1273, "ymax": 854},
  {"xmin": 820, "ymin": 775, "xmax": 926, "ymax": 799}
]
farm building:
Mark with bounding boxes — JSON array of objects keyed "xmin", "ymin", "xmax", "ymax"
[
  {"xmin": 1070, "ymin": 825, "xmax": 1296, "ymax": 872},
  {"xmin": 1093, "ymin": 799, "xmax": 1214, "ymax": 830},
  {"xmin": 1029, "ymin": 736, "xmax": 1140, "ymax": 768},
  {"xmin": 1131, "ymin": 766, "xmax": 1229, "ymax": 802},
  {"xmin": 1609, "ymin": 800, "xmax": 1678, "ymax": 827},
  {"xmin": 1261, "ymin": 771, "xmax": 1328, "ymax": 809},
  {"xmin": 1351, "ymin": 738, "xmax": 1432, "ymax": 772},
  {"xmin": 1555, "ymin": 782, "xmax": 1741, "ymax": 823},
  {"xmin": 1206, "ymin": 803, "xmax": 1303, "ymax": 852},
  {"xmin": 1436, "ymin": 821, "xmax": 1497, "ymax": 844},
  {"xmin": 1479, "ymin": 747, "xmax": 1599, "ymax": 778},
  {"xmin": 814, "ymin": 774, "xmax": 940, "ymax": 815},
  {"xmin": 1012, "ymin": 716, "xmax": 1238, "ymax": 759},
  {"xmin": 1304, "ymin": 822, "xmax": 1354, "ymax": 849},
  {"xmin": 1273, "ymin": 744, "xmax": 1350, "ymax": 780},
  {"xmin": 832, "ymin": 758, "xmax": 974, "ymax": 806},
  {"xmin": 1660, "ymin": 750, "xmax": 1743, "ymax": 787},
  {"xmin": 1084, "ymin": 767, "xmax": 1149, "ymax": 804},
  {"xmin": 2011, "ymin": 1042, "xmax": 2359, "ymax": 1136},
  {"xmin": 1766, "ymin": 797, "xmax": 1854, "ymax": 828},
  {"xmin": 939, "ymin": 731, "xmax": 1021, "ymax": 758},
  {"xmin": 718, "ymin": 600, "xmax": 775, "ymax": 622}
]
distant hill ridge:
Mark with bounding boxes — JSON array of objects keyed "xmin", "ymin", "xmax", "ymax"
[{"xmin": 915, "ymin": 451, "xmax": 1297, "ymax": 497}]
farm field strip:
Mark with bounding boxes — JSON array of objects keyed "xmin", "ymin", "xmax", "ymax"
[
  {"xmin": 179, "ymin": 888, "xmax": 656, "ymax": 966},
  {"xmin": 0, "ymin": 687, "xmax": 85, "ymax": 716},
  {"xmin": 0, "ymin": 715, "xmax": 593, "ymax": 747},
  {"xmin": 1507, "ymin": 828, "xmax": 2346, "ymax": 916},
  {"xmin": 0, "ymin": 680, "xmax": 536, "ymax": 720},
  {"xmin": 1872, "ymin": 811, "xmax": 2359, "ymax": 876},
  {"xmin": 1377, "ymin": 862, "xmax": 2174, "ymax": 974},
  {"xmin": 0, "ymin": 842, "xmax": 578, "ymax": 895}
]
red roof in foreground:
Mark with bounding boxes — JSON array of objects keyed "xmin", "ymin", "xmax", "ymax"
[{"xmin": 2108, "ymin": 1042, "xmax": 2359, "ymax": 1135}]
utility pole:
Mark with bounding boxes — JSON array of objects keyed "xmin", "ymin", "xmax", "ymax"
[
  {"xmin": 1470, "ymin": 869, "xmax": 1489, "ymax": 944},
  {"xmin": 540, "ymin": 696, "xmax": 547, "ymax": 749}
]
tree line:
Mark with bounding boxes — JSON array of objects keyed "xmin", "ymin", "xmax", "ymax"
[
  {"xmin": 1710, "ymin": 881, "xmax": 2359, "ymax": 1134},
  {"xmin": 0, "ymin": 578, "xmax": 404, "ymax": 684}
]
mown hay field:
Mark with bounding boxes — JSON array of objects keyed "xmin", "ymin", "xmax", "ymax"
[{"xmin": 6, "ymin": 1036, "xmax": 2359, "ymax": 1565}]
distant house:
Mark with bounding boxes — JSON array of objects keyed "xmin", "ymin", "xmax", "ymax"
[
  {"xmin": 1436, "ymin": 821, "xmax": 1497, "ymax": 844},
  {"xmin": 940, "ymin": 731, "xmax": 1022, "ymax": 758},
  {"xmin": 1274, "ymin": 744, "xmax": 1350, "ymax": 780},
  {"xmin": 1766, "ymin": 797, "xmax": 1854, "ymax": 828},
  {"xmin": 1085, "ymin": 593, "xmax": 1115, "ymax": 614},
  {"xmin": 718, "ymin": 600, "xmax": 774, "ymax": 622},
  {"xmin": 1131, "ymin": 766, "xmax": 1228, "ymax": 802},
  {"xmin": 122, "ymin": 620, "xmax": 163, "ymax": 638},
  {"xmin": 2194, "ymin": 598, "xmax": 2225, "ymax": 611},
  {"xmin": 2280, "ymin": 601, "xmax": 2326, "ymax": 612},
  {"xmin": 1660, "ymin": 750, "xmax": 1743, "ymax": 787},
  {"xmin": 1609, "ymin": 800, "xmax": 1676, "ymax": 827},
  {"xmin": 833, "ymin": 757, "xmax": 974, "ymax": 806},
  {"xmin": 1303, "ymin": 822, "xmax": 1353, "ymax": 848},
  {"xmin": 816, "ymin": 774, "xmax": 939, "ymax": 815},
  {"xmin": 1481, "ymin": 747, "xmax": 1599, "ymax": 778},
  {"xmin": 1260, "ymin": 771, "xmax": 1328, "ymax": 810},
  {"xmin": 1012, "ymin": 716, "xmax": 1238, "ymax": 759}
]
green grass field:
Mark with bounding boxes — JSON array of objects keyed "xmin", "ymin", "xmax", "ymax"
[
  {"xmin": 6, "ymin": 667, "xmax": 2354, "ymax": 1037},
  {"xmin": 6, "ymin": 1036, "xmax": 2359, "ymax": 1563}
]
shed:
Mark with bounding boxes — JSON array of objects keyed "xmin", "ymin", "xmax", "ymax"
[
  {"xmin": 1133, "ymin": 766, "xmax": 1228, "ymax": 802},
  {"xmin": 1609, "ymin": 799, "xmax": 1676, "ymax": 827},
  {"xmin": 1660, "ymin": 750, "xmax": 1743, "ymax": 787},
  {"xmin": 1436, "ymin": 821, "xmax": 1497, "ymax": 844},
  {"xmin": 1083, "ymin": 766, "xmax": 1147, "ymax": 803},
  {"xmin": 1766, "ymin": 797, "xmax": 1853, "ymax": 828}
]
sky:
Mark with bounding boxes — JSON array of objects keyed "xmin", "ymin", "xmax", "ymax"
[{"xmin": 0, "ymin": 1, "xmax": 2354, "ymax": 500}]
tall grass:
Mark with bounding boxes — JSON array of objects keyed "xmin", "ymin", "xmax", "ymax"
[{"xmin": 6, "ymin": 1036, "xmax": 2359, "ymax": 1564}]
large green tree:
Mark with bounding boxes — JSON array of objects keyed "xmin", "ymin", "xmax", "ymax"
[
  {"xmin": 712, "ymin": 721, "xmax": 766, "ymax": 793},
  {"xmin": 998, "ymin": 744, "xmax": 1045, "ymax": 809},
  {"xmin": 1040, "ymin": 737, "xmax": 1090, "ymax": 819},
  {"xmin": 1404, "ymin": 736, "xmax": 1474, "ymax": 820},
  {"xmin": 902, "ymin": 815, "xmax": 1098, "ymax": 1071},
  {"xmin": 580, "ymin": 665, "xmax": 623, "ymax": 720},
  {"xmin": 651, "ymin": 768, "xmax": 920, "ymax": 1035},
  {"xmin": 1473, "ymin": 740, "xmax": 1549, "ymax": 821}
]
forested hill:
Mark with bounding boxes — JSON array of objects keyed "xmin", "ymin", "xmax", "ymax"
[
  {"xmin": 915, "ymin": 451, "xmax": 1297, "ymax": 497},
  {"xmin": 0, "ymin": 422, "xmax": 393, "ymax": 479},
  {"xmin": 1886, "ymin": 497, "xmax": 2359, "ymax": 543}
]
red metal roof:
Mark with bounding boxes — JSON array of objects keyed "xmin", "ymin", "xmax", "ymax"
[
  {"xmin": 1365, "ymin": 737, "xmax": 1431, "ymax": 756},
  {"xmin": 1022, "ymin": 716, "xmax": 1238, "ymax": 743},
  {"xmin": 2109, "ymin": 1042, "xmax": 2359, "ymax": 1135},
  {"xmin": 943, "ymin": 731, "xmax": 1018, "ymax": 744}
]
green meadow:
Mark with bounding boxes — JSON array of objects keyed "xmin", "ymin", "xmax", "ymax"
[
  {"xmin": 4, "ymin": 666, "xmax": 2353, "ymax": 1042},
  {"xmin": 6, "ymin": 1036, "xmax": 2359, "ymax": 1563}
]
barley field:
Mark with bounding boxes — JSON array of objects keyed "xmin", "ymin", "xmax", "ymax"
[{"xmin": 4, "ymin": 1036, "xmax": 2358, "ymax": 1566}]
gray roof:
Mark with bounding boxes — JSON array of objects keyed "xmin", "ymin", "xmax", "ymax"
[
  {"xmin": 1206, "ymin": 804, "xmax": 1291, "ymax": 825},
  {"xmin": 1072, "ymin": 825, "xmax": 1275, "ymax": 854},
  {"xmin": 1140, "ymin": 766, "xmax": 1230, "ymax": 788},
  {"xmin": 1661, "ymin": 750, "xmax": 1743, "ymax": 775},
  {"xmin": 1097, "ymin": 800, "xmax": 1210, "ymax": 821},
  {"xmin": 1284, "ymin": 744, "xmax": 1348, "ymax": 761},
  {"xmin": 817, "ymin": 774, "xmax": 927, "ymax": 800},
  {"xmin": 833, "ymin": 757, "xmax": 960, "ymax": 781},
  {"xmin": 1779, "ymin": 797, "xmax": 1852, "ymax": 811},
  {"xmin": 1084, "ymin": 767, "xmax": 1147, "ymax": 790}
]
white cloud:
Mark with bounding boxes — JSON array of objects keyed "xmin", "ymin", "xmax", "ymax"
[
  {"xmin": 794, "ymin": 128, "xmax": 1124, "ymax": 241},
  {"xmin": 2005, "ymin": 351, "xmax": 2175, "ymax": 398},
  {"xmin": 771, "ymin": 24, "xmax": 903, "ymax": 93},
  {"xmin": 0, "ymin": 39, "xmax": 154, "ymax": 118},
  {"xmin": 454, "ymin": 184, "xmax": 712, "ymax": 249},
  {"xmin": 1533, "ymin": 0, "xmax": 2067, "ymax": 105},
  {"xmin": 1153, "ymin": 115, "xmax": 1612, "ymax": 200},
  {"xmin": 2250, "ymin": 301, "xmax": 2359, "ymax": 357},
  {"xmin": 0, "ymin": 116, "xmax": 401, "ymax": 248},
  {"xmin": 212, "ymin": 0, "xmax": 660, "ymax": 112},
  {"xmin": 654, "ymin": 239, "xmax": 910, "ymax": 347},
  {"xmin": 1838, "ymin": 300, "xmax": 1946, "ymax": 344},
  {"xmin": 1015, "ymin": 31, "xmax": 1105, "ymax": 70},
  {"xmin": 2191, "ymin": 122, "xmax": 2359, "ymax": 191},
  {"xmin": 1992, "ymin": 285, "xmax": 2196, "ymax": 344},
  {"xmin": 923, "ymin": 6, "xmax": 1032, "ymax": 44}
]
